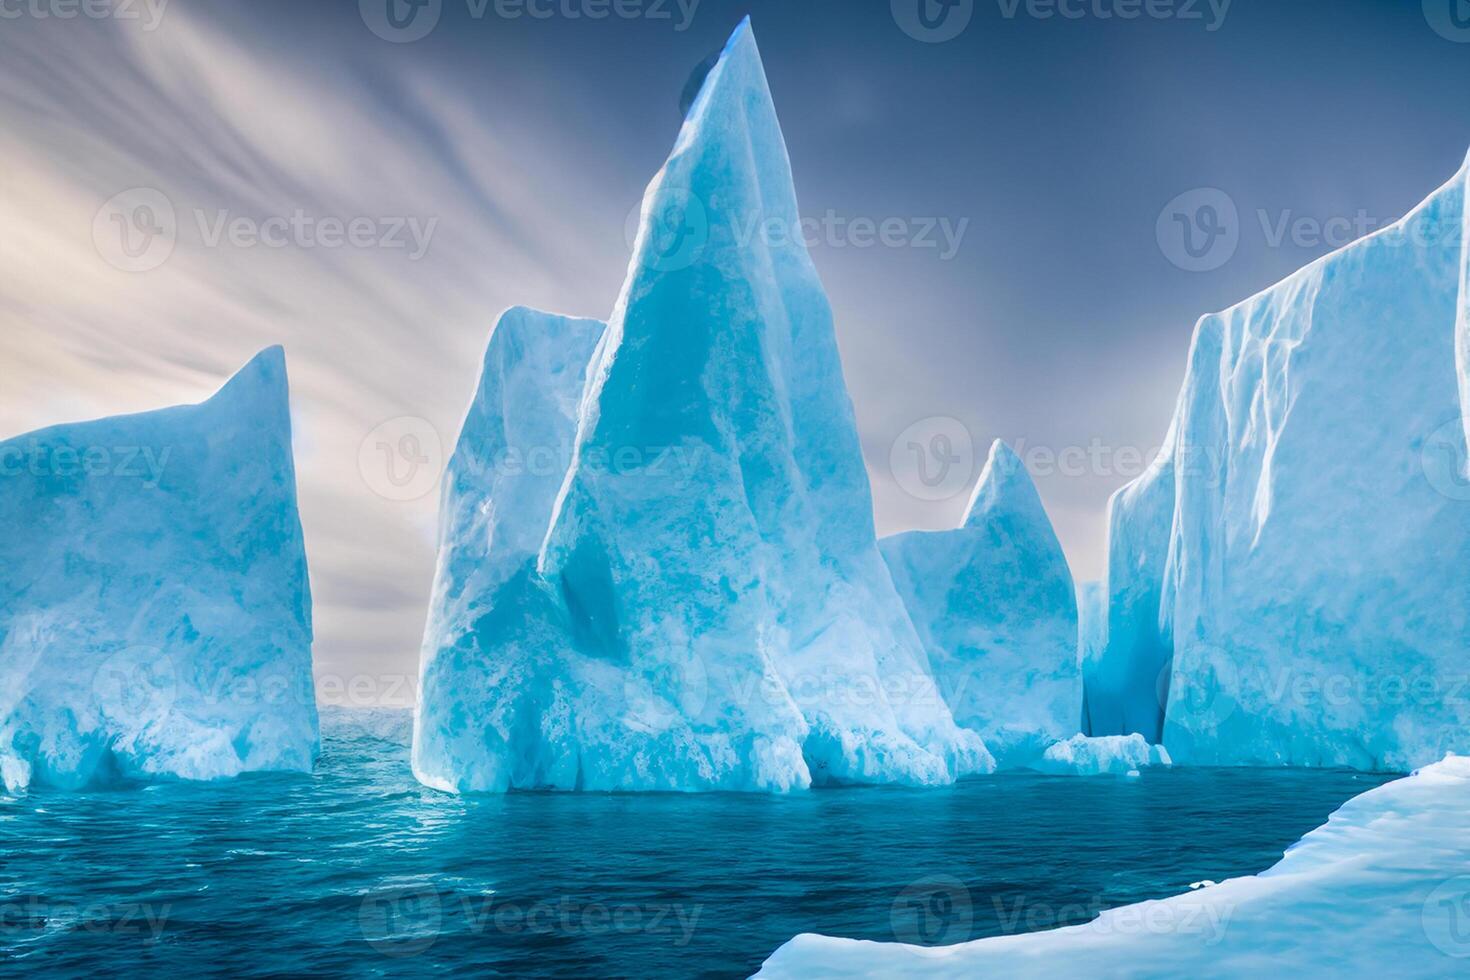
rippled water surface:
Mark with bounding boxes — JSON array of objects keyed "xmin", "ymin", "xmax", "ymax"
[{"xmin": 0, "ymin": 710, "xmax": 1395, "ymax": 978}]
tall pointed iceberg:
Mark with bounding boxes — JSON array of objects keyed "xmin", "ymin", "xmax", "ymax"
[
  {"xmin": 1087, "ymin": 153, "xmax": 1470, "ymax": 770},
  {"xmin": 881, "ymin": 441, "xmax": 1081, "ymax": 768},
  {"xmin": 0, "ymin": 348, "xmax": 318, "ymax": 792},
  {"xmin": 412, "ymin": 20, "xmax": 991, "ymax": 792},
  {"xmin": 412, "ymin": 308, "xmax": 609, "ymax": 792}
]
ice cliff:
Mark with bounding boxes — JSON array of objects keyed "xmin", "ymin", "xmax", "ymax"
[
  {"xmin": 412, "ymin": 20, "xmax": 991, "ymax": 793},
  {"xmin": 0, "ymin": 348, "xmax": 318, "ymax": 791},
  {"xmin": 1085, "ymin": 154, "xmax": 1470, "ymax": 770},
  {"xmin": 880, "ymin": 441, "xmax": 1081, "ymax": 768}
]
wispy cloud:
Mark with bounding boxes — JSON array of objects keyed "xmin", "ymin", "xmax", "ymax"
[{"xmin": 0, "ymin": 6, "xmax": 632, "ymax": 690}]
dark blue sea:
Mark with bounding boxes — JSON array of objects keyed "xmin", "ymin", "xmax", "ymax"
[{"xmin": 0, "ymin": 709, "xmax": 1395, "ymax": 978}]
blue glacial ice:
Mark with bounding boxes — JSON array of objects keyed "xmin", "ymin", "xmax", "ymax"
[
  {"xmin": 1085, "ymin": 154, "xmax": 1470, "ymax": 770},
  {"xmin": 0, "ymin": 348, "xmax": 318, "ymax": 792},
  {"xmin": 412, "ymin": 20, "xmax": 992, "ymax": 793},
  {"xmin": 1035, "ymin": 733, "xmax": 1170, "ymax": 775},
  {"xmin": 412, "ymin": 307, "xmax": 611, "ymax": 792},
  {"xmin": 1075, "ymin": 579, "xmax": 1107, "ymax": 734},
  {"xmin": 880, "ymin": 441, "xmax": 1081, "ymax": 768},
  {"xmin": 758, "ymin": 755, "xmax": 1470, "ymax": 977}
]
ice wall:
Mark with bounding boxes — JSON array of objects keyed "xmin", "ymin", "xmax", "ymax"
[
  {"xmin": 1088, "ymin": 154, "xmax": 1470, "ymax": 770},
  {"xmin": 0, "ymin": 348, "xmax": 318, "ymax": 791}
]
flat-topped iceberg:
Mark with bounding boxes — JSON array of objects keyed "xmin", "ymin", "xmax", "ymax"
[
  {"xmin": 1035, "ymin": 733, "xmax": 1170, "ymax": 775},
  {"xmin": 0, "ymin": 348, "xmax": 318, "ymax": 792},
  {"xmin": 758, "ymin": 756, "xmax": 1470, "ymax": 977},
  {"xmin": 412, "ymin": 20, "xmax": 991, "ymax": 793},
  {"xmin": 881, "ymin": 441, "xmax": 1081, "ymax": 768},
  {"xmin": 1086, "ymin": 154, "xmax": 1470, "ymax": 770}
]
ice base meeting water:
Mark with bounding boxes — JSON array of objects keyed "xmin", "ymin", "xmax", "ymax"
[{"xmin": 0, "ymin": 710, "xmax": 1394, "ymax": 978}]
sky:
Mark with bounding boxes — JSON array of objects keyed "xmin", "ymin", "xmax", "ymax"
[{"xmin": 4, "ymin": 0, "xmax": 1470, "ymax": 703}]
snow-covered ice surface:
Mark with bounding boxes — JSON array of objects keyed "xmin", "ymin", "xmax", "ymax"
[
  {"xmin": 881, "ymin": 441, "xmax": 1080, "ymax": 768},
  {"xmin": 0, "ymin": 348, "xmax": 318, "ymax": 792},
  {"xmin": 413, "ymin": 20, "xmax": 990, "ymax": 793},
  {"xmin": 758, "ymin": 756, "xmax": 1470, "ymax": 978},
  {"xmin": 1087, "ymin": 154, "xmax": 1470, "ymax": 769},
  {"xmin": 1035, "ymin": 733, "xmax": 1170, "ymax": 775}
]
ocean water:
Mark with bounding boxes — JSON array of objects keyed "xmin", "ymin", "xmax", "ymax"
[{"xmin": 0, "ymin": 710, "xmax": 1395, "ymax": 978}]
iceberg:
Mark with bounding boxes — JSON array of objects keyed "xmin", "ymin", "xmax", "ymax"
[
  {"xmin": 880, "ymin": 441, "xmax": 1081, "ymax": 767},
  {"xmin": 412, "ymin": 19, "xmax": 991, "ymax": 793},
  {"xmin": 411, "ymin": 307, "xmax": 616, "ymax": 792},
  {"xmin": 758, "ymin": 756, "xmax": 1470, "ymax": 977},
  {"xmin": 1034, "ymin": 733, "xmax": 1170, "ymax": 775},
  {"xmin": 0, "ymin": 348, "xmax": 318, "ymax": 792},
  {"xmin": 1086, "ymin": 154, "xmax": 1470, "ymax": 770}
]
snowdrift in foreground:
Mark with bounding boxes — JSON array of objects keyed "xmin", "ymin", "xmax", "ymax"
[
  {"xmin": 0, "ymin": 349, "xmax": 318, "ymax": 792},
  {"xmin": 881, "ymin": 441, "xmax": 1080, "ymax": 769},
  {"xmin": 412, "ymin": 20, "xmax": 990, "ymax": 793},
  {"xmin": 759, "ymin": 756, "xmax": 1470, "ymax": 978},
  {"xmin": 1086, "ymin": 153, "xmax": 1470, "ymax": 769}
]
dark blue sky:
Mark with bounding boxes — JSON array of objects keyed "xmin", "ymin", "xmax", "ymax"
[
  {"xmin": 4, "ymin": 0, "xmax": 1469, "ymax": 690},
  {"xmin": 321, "ymin": 0, "xmax": 1470, "ymax": 551}
]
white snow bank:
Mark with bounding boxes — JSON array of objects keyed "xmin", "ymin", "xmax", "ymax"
[{"xmin": 758, "ymin": 756, "xmax": 1470, "ymax": 978}]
